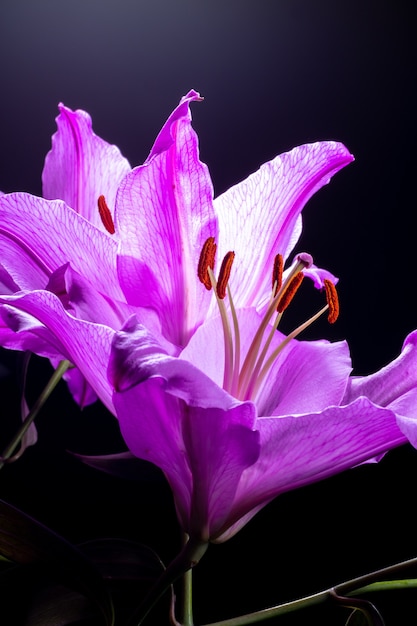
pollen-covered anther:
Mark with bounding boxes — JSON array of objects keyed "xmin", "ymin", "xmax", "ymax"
[
  {"xmin": 276, "ymin": 272, "xmax": 304, "ymax": 313},
  {"xmin": 197, "ymin": 237, "xmax": 217, "ymax": 290},
  {"xmin": 216, "ymin": 251, "xmax": 235, "ymax": 300},
  {"xmin": 97, "ymin": 195, "xmax": 115, "ymax": 235},
  {"xmin": 272, "ymin": 254, "xmax": 284, "ymax": 294},
  {"xmin": 324, "ymin": 279, "xmax": 339, "ymax": 324}
]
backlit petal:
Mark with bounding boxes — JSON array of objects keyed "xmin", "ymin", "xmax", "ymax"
[
  {"xmin": 111, "ymin": 318, "xmax": 259, "ymax": 539},
  {"xmin": 0, "ymin": 193, "xmax": 123, "ymax": 301},
  {"xmin": 214, "ymin": 142, "xmax": 353, "ymax": 308},
  {"xmin": 0, "ymin": 291, "xmax": 115, "ymax": 412},
  {"xmin": 215, "ymin": 398, "xmax": 406, "ymax": 541},
  {"xmin": 343, "ymin": 330, "xmax": 417, "ymax": 446},
  {"xmin": 180, "ymin": 309, "xmax": 351, "ymax": 412},
  {"xmin": 115, "ymin": 91, "xmax": 218, "ymax": 346},
  {"xmin": 42, "ymin": 103, "xmax": 131, "ymax": 232}
]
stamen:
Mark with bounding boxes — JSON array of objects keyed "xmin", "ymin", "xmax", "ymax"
[
  {"xmin": 272, "ymin": 254, "xmax": 284, "ymax": 294},
  {"xmin": 237, "ymin": 255, "xmax": 314, "ymax": 399},
  {"xmin": 276, "ymin": 272, "xmax": 304, "ymax": 313},
  {"xmin": 216, "ymin": 251, "xmax": 235, "ymax": 300},
  {"xmin": 254, "ymin": 304, "xmax": 329, "ymax": 398},
  {"xmin": 226, "ymin": 284, "xmax": 241, "ymax": 396},
  {"xmin": 197, "ymin": 237, "xmax": 217, "ymax": 290},
  {"xmin": 97, "ymin": 195, "xmax": 115, "ymax": 234},
  {"xmin": 208, "ymin": 267, "xmax": 234, "ymax": 392},
  {"xmin": 198, "ymin": 242, "xmax": 339, "ymax": 405},
  {"xmin": 324, "ymin": 279, "xmax": 339, "ymax": 324}
]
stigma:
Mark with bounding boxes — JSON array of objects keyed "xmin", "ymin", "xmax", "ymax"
[{"xmin": 197, "ymin": 238, "xmax": 339, "ymax": 401}]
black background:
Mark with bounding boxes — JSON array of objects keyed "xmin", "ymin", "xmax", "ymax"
[{"xmin": 1, "ymin": 1, "xmax": 417, "ymax": 624}]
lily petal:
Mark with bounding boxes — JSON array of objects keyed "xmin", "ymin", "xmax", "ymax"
[
  {"xmin": 0, "ymin": 193, "xmax": 123, "ymax": 301},
  {"xmin": 302, "ymin": 263, "xmax": 339, "ymax": 289},
  {"xmin": 214, "ymin": 142, "xmax": 354, "ymax": 308},
  {"xmin": 343, "ymin": 331, "xmax": 417, "ymax": 410},
  {"xmin": 180, "ymin": 309, "xmax": 352, "ymax": 412},
  {"xmin": 115, "ymin": 90, "xmax": 218, "ymax": 346},
  {"xmin": 0, "ymin": 263, "xmax": 20, "ymax": 293},
  {"xmin": 56, "ymin": 359, "xmax": 98, "ymax": 408},
  {"xmin": 110, "ymin": 319, "xmax": 259, "ymax": 540},
  {"xmin": 111, "ymin": 316, "xmax": 408, "ymax": 543},
  {"xmin": 0, "ymin": 291, "xmax": 115, "ymax": 412},
  {"xmin": 215, "ymin": 398, "xmax": 406, "ymax": 541},
  {"xmin": 109, "ymin": 318, "xmax": 259, "ymax": 539},
  {"xmin": 114, "ymin": 378, "xmax": 259, "ymax": 541},
  {"xmin": 0, "ymin": 307, "xmax": 66, "ymax": 359},
  {"xmin": 0, "ymin": 305, "xmax": 99, "ymax": 408},
  {"xmin": 42, "ymin": 103, "xmax": 131, "ymax": 231},
  {"xmin": 343, "ymin": 330, "xmax": 417, "ymax": 446}
]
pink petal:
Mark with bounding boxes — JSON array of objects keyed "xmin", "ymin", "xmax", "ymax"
[
  {"xmin": 180, "ymin": 309, "xmax": 352, "ymax": 412},
  {"xmin": 343, "ymin": 330, "xmax": 417, "ymax": 447},
  {"xmin": 115, "ymin": 91, "xmax": 218, "ymax": 346},
  {"xmin": 42, "ymin": 104, "xmax": 131, "ymax": 232},
  {"xmin": 302, "ymin": 263, "xmax": 339, "ymax": 289},
  {"xmin": 111, "ymin": 319, "xmax": 259, "ymax": 539},
  {"xmin": 0, "ymin": 291, "xmax": 115, "ymax": 412},
  {"xmin": 114, "ymin": 377, "xmax": 260, "ymax": 540},
  {"xmin": 344, "ymin": 330, "xmax": 417, "ymax": 410},
  {"xmin": 59, "ymin": 362, "xmax": 98, "ymax": 408},
  {"xmin": 216, "ymin": 398, "xmax": 406, "ymax": 541},
  {"xmin": 214, "ymin": 141, "xmax": 354, "ymax": 308},
  {"xmin": 0, "ymin": 193, "xmax": 124, "ymax": 301},
  {"xmin": 0, "ymin": 307, "xmax": 64, "ymax": 359},
  {"xmin": 257, "ymin": 334, "xmax": 351, "ymax": 416}
]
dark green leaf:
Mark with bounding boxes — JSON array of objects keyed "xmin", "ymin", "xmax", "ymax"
[
  {"xmin": 81, "ymin": 538, "xmax": 169, "ymax": 624},
  {"xmin": 18, "ymin": 584, "xmax": 100, "ymax": 626},
  {"xmin": 0, "ymin": 499, "xmax": 114, "ymax": 625},
  {"xmin": 81, "ymin": 538, "xmax": 165, "ymax": 583}
]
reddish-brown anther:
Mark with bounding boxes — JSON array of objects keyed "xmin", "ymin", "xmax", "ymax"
[
  {"xmin": 324, "ymin": 279, "xmax": 339, "ymax": 324},
  {"xmin": 276, "ymin": 272, "xmax": 304, "ymax": 313},
  {"xmin": 97, "ymin": 195, "xmax": 115, "ymax": 235},
  {"xmin": 197, "ymin": 237, "xmax": 217, "ymax": 290},
  {"xmin": 272, "ymin": 253, "xmax": 284, "ymax": 294},
  {"xmin": 216, "ymin": 251, "xmax": 235, "ymax": 300}
]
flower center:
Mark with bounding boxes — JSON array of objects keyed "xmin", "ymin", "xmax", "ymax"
[{"xmin": 197, "ymin": 238, "xmax": 339, "ymax": 402}]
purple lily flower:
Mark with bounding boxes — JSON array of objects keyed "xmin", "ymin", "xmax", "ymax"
[{"xmin": 1, "ymin": 90, "xmax": 353, "ymax": 410}]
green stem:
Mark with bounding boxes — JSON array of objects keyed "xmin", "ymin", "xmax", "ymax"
[
  {"xmin": 350, "ymin": 579, "xmax": 417, "ymax": 594},
  {"xmin": 201, "ymin": 589, "xmax": 327, "ymax": 626},
  {"xmin": 201, "ymin": 555, "xmax": 417, "ymax": 626},
  {"xmin": 337, "ymin": 555, "xmax": 417, "ymax": 595},
  {"xmin": 181, "ymin": 567, "xmax": 194, "ymax": 626},
  {"xmin": 176, "ymin": 533, "xmax": 195, "ymax": 626},
  {"xmin": 128, "ymin": 537, "xmax": 208, "ymax": 626},
  {"xmin": 0, "ymin": 359, "xmax": 71, "ymax": 470}
]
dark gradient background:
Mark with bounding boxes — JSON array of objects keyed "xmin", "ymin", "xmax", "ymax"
[{"xmin": 1, "ymin": 1, "xmax": 417, "ymax": 624}]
